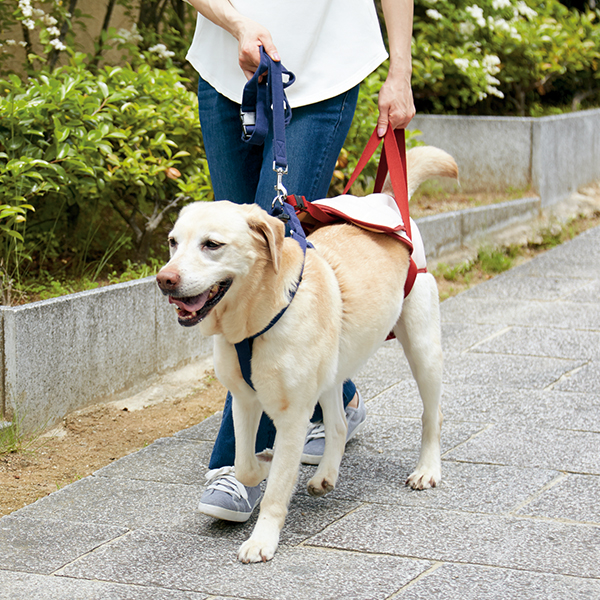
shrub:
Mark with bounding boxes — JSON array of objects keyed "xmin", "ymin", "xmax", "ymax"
[
  {"xmin": 411, "ymin": 0, "xmax": 600, "ymax": 115},
  {"xmin": 0, "ymin": 52, "xmax": 210, "ymax": 285}
]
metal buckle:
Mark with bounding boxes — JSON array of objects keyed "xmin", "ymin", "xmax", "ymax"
[{"xmin": 240, "ymin": 110, "xmax": 256, "ymax": 140}]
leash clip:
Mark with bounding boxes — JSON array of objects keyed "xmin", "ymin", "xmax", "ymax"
[
  {"xmin": 240, "ymin": 110, "xmax": 256, "ymax": 140},
  {"xmin": 272, "ymin": 164, "xmax": 288, "ymax": 208}
]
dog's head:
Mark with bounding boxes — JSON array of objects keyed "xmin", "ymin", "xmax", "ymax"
[{"xmin": 156, "ymin": 201, "xmax": 285, "ymax": 327}]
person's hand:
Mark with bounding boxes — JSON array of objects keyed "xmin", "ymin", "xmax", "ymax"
[
  {"xmin": 236, "ymin": 18, "xmax": 280, "ymax": 80},
  {"xmin": 377, "ymin": 68, "xmax": 416, "ymax": 136}
]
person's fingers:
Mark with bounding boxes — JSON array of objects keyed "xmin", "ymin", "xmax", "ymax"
[
  {"xmin": 237, "ymin": 24, "xmax": 280, "ymax": 80},
  {"xmin": 377, "ymin": 78, "xmax": 415, "ymax": 134}
]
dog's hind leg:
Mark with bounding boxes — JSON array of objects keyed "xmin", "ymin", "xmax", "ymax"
[
  {"xmin": 393, "ymin": 273, "xmax": 443, "ymax": 490},
  {"xmin": 232, "ymin": 394, "xmax": 271, "ymax": 487},
  {"xmin": 307, "ymin": 385, "xmax": 347, "ymax": 497},
  {"xmin": 238, "ymin": 407, "xmax": 312, "ymax": 563}
]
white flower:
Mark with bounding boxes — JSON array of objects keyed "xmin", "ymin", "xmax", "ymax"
[
  {"xmin": 492, "ymin": 0, "xmax": 511, "ymax": 9},
  {"xmin": 18, "ymin": 0, "xmax": 33, "ymax": 18},
  {"xmin": 466, "ymin": 5, "xmax": 486, "ymax": 27},
  {"xmin": 4, "ymin": 39, "xmax": 17, "ymax": 47},
  {"xmin": 46, "ymin": 26, "xmax": 61, "ymax": 37},
  {"xmin": 19, "ymin": 41, "xmax": 28, "ymax": 47},
  {"xmin": 454, "ymin": 58, "xmax": 470, "ymax": 72},
  {"xmin": 487, "ymin": 85, "xmax": 505, "ymax": 98},
  {"xmin": 483, "ymin": 54, "xmax": 501, "ymax": 73},
  {"xmin": 22, "ymin": 18, "xmax": 36, "ymax": 30},
  {"xmin": 49, "ymin": 38, "xmax": 67, "ymax": 51},
  {"xmin": 459, "ymin": 21, "xmax": 476, "ymax": 36},
  {"xmin": 426, "ymin": 9, "xmax": 443, "ymax": 20},
  {"xmin": 148, "ymin": 43, "xmax": 175, "ymax": 59},
  {"xmin": 489, "ymin": 17, "xmax": 511, "ymax": 32},
  {"xmin": 42, "ymin": 14, "xmax": 58, "ymax": 26},
  {"xmin": 516, "ymin": 1, "xmax": 537, "ymax": 19},
  {"xmin": 116, "ymin": 24, "xmax": 143, "ymax": 44}
]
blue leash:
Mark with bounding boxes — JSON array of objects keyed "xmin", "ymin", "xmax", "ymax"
[
  {"xmin": 240, "ymin": 46, "xmax": 295, "ymax": 169},
  {"xmin": 240, "ymin": 46, "xmax": 296, "ymax": 205},
  {"xmin": 235, "ymin": 49, "xmax": 311, "ymax": 390}
]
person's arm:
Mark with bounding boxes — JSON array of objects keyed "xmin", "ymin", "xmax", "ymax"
[
  {"xmin": 378, "ymin": 0, "xmax": 416, "ymax": 134},
  {"xmin": 183, "ymin": 0, "xmax": 280, "ymax": 79}
]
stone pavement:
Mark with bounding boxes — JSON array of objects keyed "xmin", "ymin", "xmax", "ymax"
[{"xmin": 1, "ymin": 225, "xmax": 599, "ymax": 600}]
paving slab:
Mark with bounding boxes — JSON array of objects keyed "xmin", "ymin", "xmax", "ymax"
[
  {"xmin": 306, "ymin": 503, "xmax": 600, "ymax": 578},
  {"xmin": 393, "ymin": 563, "xmax": 600, "ymax": 600},
  {"xmin": 0, "ymin": 571, "xmax": 209, "ymax": 600},
  {"xmin": 516, "ymin": 473, "xmax": 600, "ymax": 524},
  {"xmin": 303, "ymin": 455, "xmax": 559, "ymax": 515},
  {"xmin": 57, "ymin": 529, "xmax": 431, "ymax": 600},
  {"xmin": 1, "ymin": 222, "xmax": 599, "ymax": 598},
  {"xmin": 444, "ymin": 423, "xmax": 600, "ymax": 473},
  {"xmin": 0, "ymin": 516, "xmax": 127, "ymax": 574},
  {"xmin": 437, "ymin": 384, "xmax": 600, "ymax": 431},
  {"xmin": 471, "ymin": 325, "xmax": 600, "ymax": 360}
]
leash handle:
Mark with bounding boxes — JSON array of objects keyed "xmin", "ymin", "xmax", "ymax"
[
  {"xmin": 343, "ymin": 127, "xmax": 411, "ymax": 240},
  {"xmin": 240, "ymin": 46, "xmax": 296, "ymax": 200}
]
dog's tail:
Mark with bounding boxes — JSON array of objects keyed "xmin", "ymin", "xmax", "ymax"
[{"xmin": 382, "ymin": 146, "xmax": 459, "ymax": 200}]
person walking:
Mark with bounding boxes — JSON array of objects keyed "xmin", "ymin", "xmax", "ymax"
[{"xmin": 182, "ymin": 0, "xmax": 416, "ymax": 522}]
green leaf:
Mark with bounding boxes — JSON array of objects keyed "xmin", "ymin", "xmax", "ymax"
[{"xmin": 97, "ymin": 81, "xmax": 110, "ymax": 98}]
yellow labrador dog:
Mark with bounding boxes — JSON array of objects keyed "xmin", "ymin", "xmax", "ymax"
[{"xmin": 157, "ymin": 146, "xmax": 458, "ymax": 563}]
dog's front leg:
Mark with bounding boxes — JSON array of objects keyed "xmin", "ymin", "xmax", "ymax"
[
  {"xmin": 307, "ymin": 385, "xmax": 346, "ymax": 496},
  {"xmin": 238, "ymin": 411, "xmax": 310, "ymax": 563},
  {"xmin": 232, "ymin": 393, "xmax": 271, "ymax": 487}
]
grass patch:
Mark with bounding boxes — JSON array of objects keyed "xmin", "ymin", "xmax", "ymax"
[
  {"xmin": 13, "ymin": 258, "xmax": 163, "ymax": 305},
  {"xmin": 433, "ymin": 211, "xmax": 600, "ymax": 301},
  {"xmin": 0, "ymin": 406, "xmax": 44, "ymax": 456}
]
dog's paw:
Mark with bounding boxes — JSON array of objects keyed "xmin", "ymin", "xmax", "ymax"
[
  {"xmin": 238, "ymin": 536, "xmax": 278, "ymax": 564},
  {"xmin": 307, "ymin": 475, "xmax": 335, "ymax": 497},
  {"xmin": 406, "ymin": 465, "xmax": 441, "ymax": 490}
]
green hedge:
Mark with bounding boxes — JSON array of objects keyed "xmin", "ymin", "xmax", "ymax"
[
  {"xmin": 0, "ymin": 53, "xmax": 210, "ymax": 289},
  {"xmin": 411, "ymin": 0, "xmax": 600, "ymax": 115}
]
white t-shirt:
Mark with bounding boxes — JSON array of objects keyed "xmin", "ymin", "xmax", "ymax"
[{"xmin": 186, "ymin": 0, "xmax": 388, "ymax": 107}]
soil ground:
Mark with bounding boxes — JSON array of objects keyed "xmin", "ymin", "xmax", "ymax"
[{"xmin": 2, "ymin": 183, "xmax": 600, "ymax": 518}]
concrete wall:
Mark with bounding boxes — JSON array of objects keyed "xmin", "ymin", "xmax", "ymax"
[
  {"xmin": 0, "ymin": 277, "xmax": 212, "ymax": 431},
  {"xmin": 416, "ymin": 196, "xmax": 541, "ymax": 258},
  {"xmin": 409, "ymin": 109, "xmax": 600, "ymax": 207}
]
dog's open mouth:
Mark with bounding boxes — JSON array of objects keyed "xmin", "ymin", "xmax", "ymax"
[{"xmin": 168, "ymin": 278, "xmax": 232, "ymax": 327}]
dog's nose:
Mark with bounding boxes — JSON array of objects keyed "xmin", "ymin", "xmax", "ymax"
[{"xmin": 156, "ymin": 270, "xmax": 180, "ymax": 291}]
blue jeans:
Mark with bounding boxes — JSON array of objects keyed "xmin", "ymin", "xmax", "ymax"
[{"xmin": 197, "ymin": 76, "xmax": 359, "ymax": 469}]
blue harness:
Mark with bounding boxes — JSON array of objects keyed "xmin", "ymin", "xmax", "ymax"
[{"xmin": 234, "ymin": 49, "xmax": 311, "ymax": 390}]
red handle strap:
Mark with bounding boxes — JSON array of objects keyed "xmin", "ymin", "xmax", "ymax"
[{"xmin": 343, "ymin": 127, "xmax": 411, "ymax": 240}]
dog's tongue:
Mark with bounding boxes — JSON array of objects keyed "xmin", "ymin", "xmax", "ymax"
[{"xmin": 169, "ymin": 290, "xmax": 210, "ymax": 313}]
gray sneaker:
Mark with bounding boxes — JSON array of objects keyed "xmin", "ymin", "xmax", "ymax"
[
  {"xmin": 197, "ymin": 466, "xmax": 262, "ymax": 522},
  {"xmin": 301, "ymin": 392, "xmax": 367, "ymax": 465}
]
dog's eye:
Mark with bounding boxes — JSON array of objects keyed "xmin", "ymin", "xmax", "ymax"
[
  {"xmin": 168, "ymin": 237, "xmax": 177, "ymax": 249},
  {"xmin": 203, "ymin": 240, "xmax": 224, "ymax": 250}
]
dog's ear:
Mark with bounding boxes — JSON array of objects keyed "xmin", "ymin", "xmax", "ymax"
[{"xmin": 245, "ymin": 205, "xmax": 285, "ymax": 273}]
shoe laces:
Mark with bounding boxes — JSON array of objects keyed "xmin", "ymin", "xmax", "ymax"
[
  {"xmin": 204, "ymin": 466, "xmax": 251, "ymax": 506},
  {"xmin": 305, "ymin": 422, "xmax": 325, "ymax": 442},
  {"xmin": 305, "ymin": 401, "xmax": 360, "ymax": 443}
]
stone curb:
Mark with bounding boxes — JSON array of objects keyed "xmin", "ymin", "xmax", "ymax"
[{"xmin": 415, "ymin": 195, "xmax": 541, "ymax": 258}]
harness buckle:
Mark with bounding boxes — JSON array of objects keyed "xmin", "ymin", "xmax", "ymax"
[{"xmin": 240, "ymin": 110, "xmax": 256, "ymax": 140}]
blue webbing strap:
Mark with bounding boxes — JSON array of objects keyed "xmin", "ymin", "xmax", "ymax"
[
  {"xmin": 240, "ymin": 46, "xmax": 295, "ymax": 171},
  {"xmin": 234, "ymin": 202, "xmax": 312, "ymax": 390}
]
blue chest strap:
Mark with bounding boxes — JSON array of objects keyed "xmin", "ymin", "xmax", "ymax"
[{"xmin": 234, "ymin": 202, "xmax": 312, "ymax": 390}]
